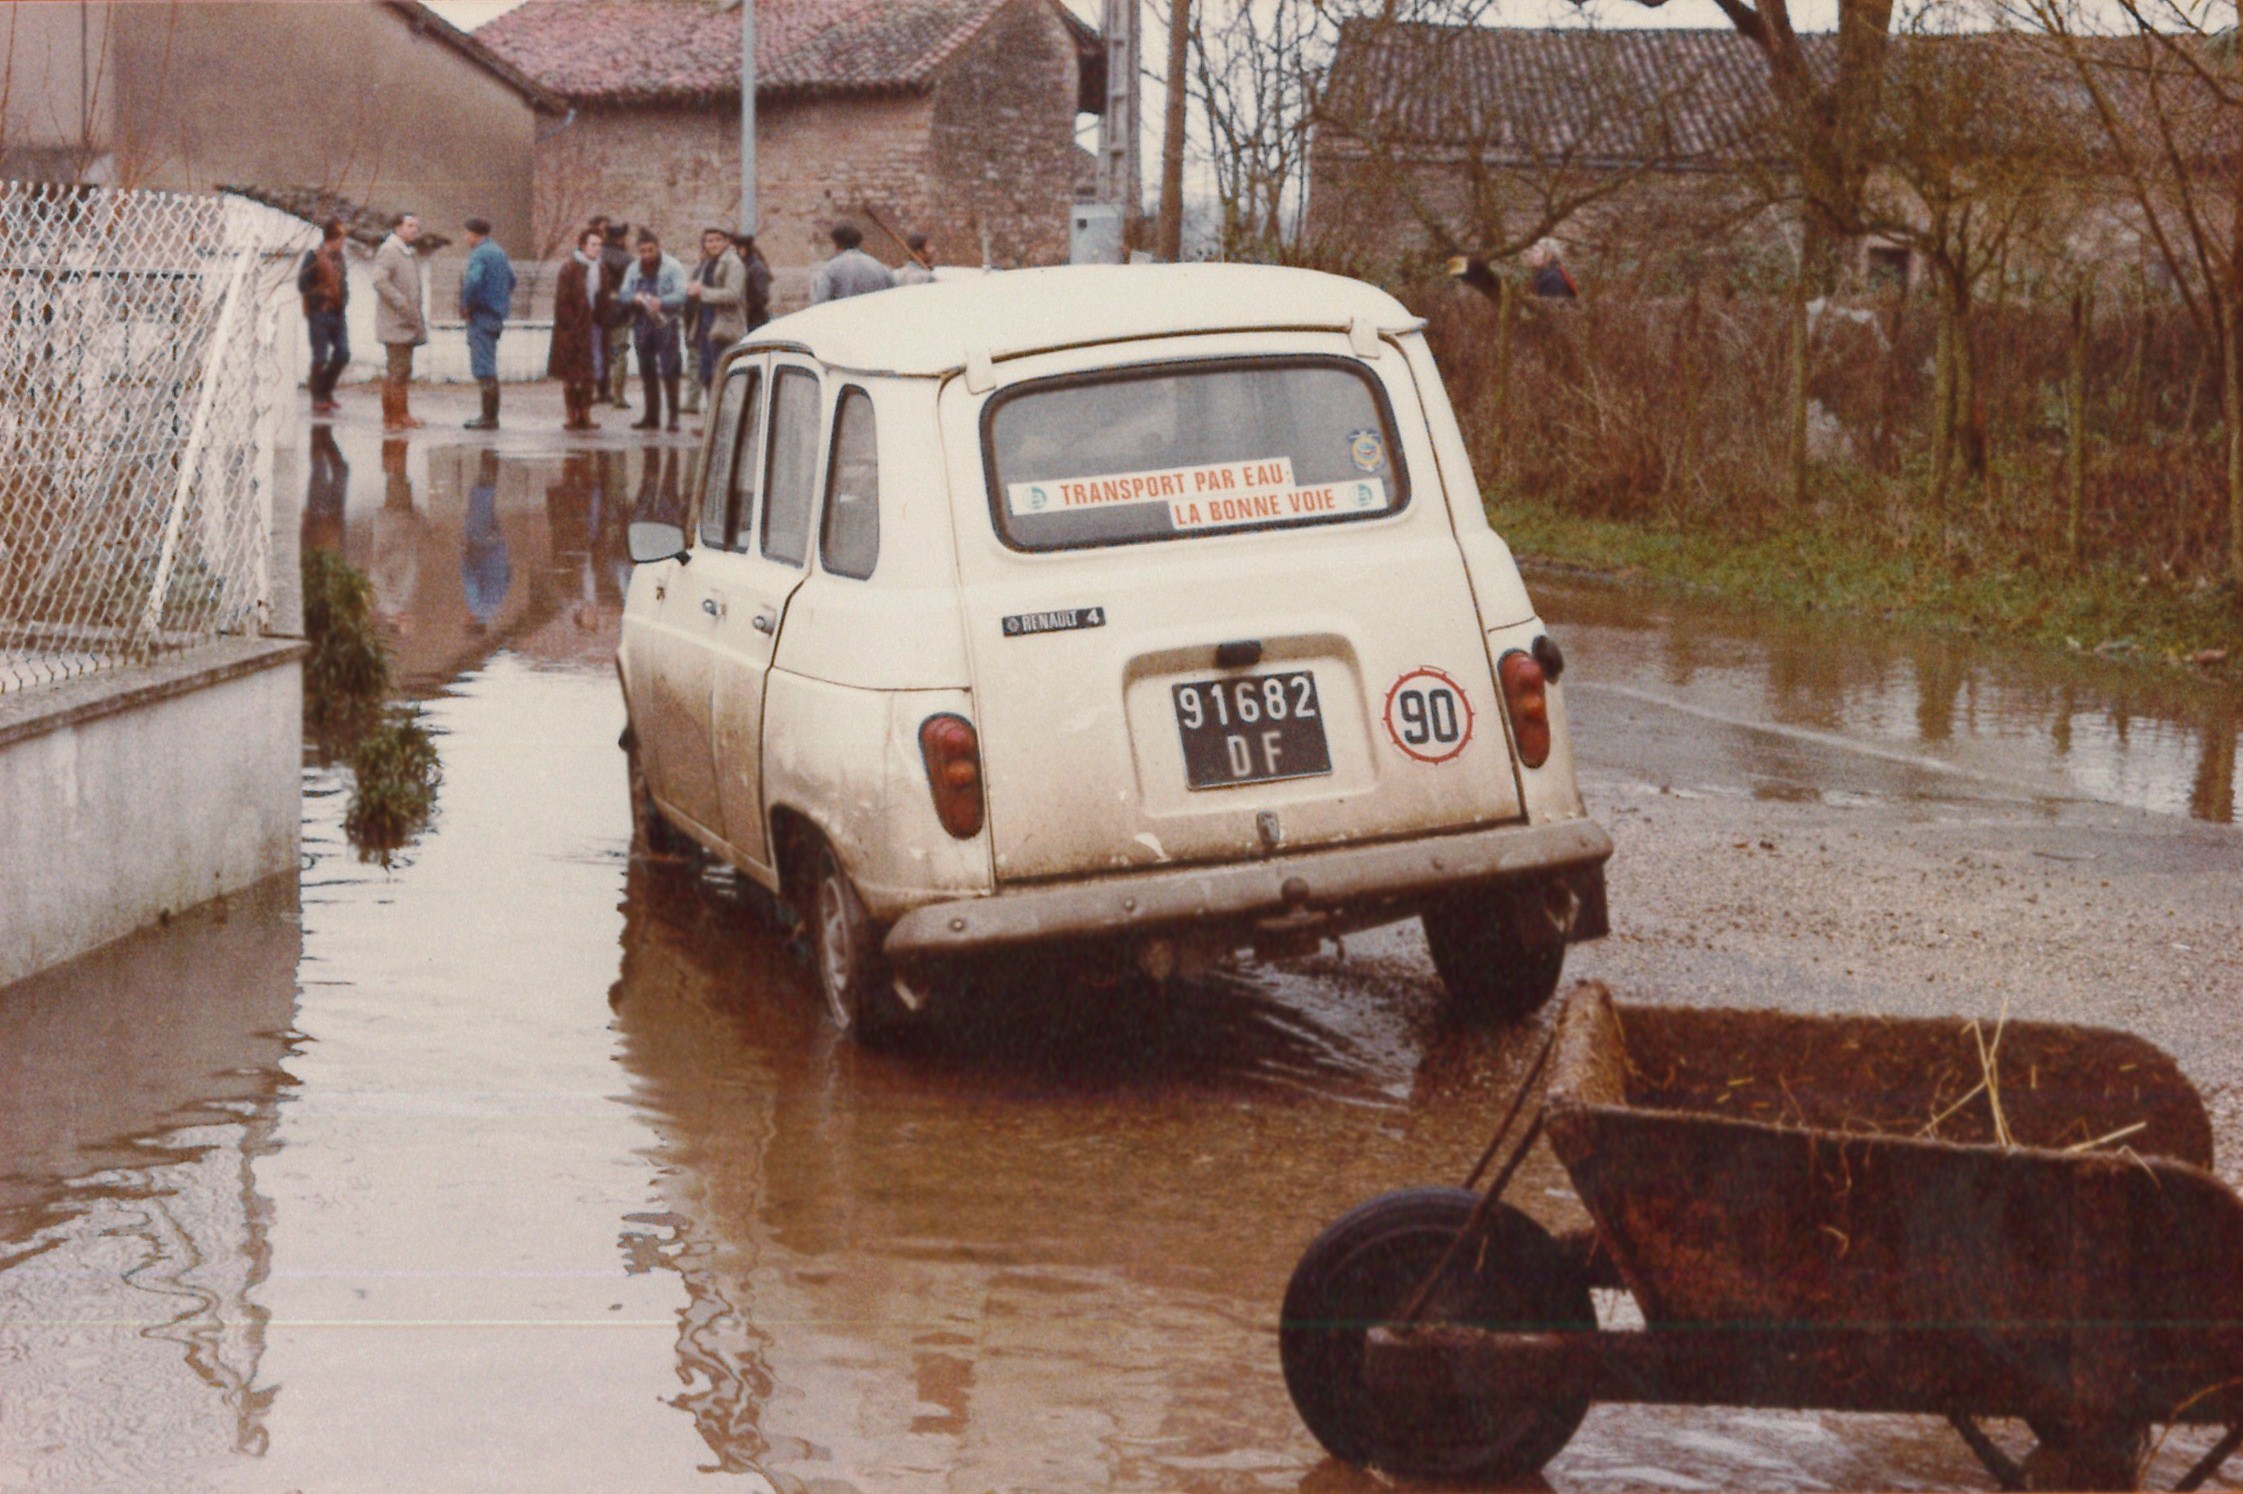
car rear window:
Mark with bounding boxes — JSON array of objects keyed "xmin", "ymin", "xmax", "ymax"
[{"xmin": 982, "ymin": 358, "xmax": 1407, "ymax": 552}]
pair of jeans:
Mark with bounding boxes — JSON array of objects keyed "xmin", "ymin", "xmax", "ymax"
[
  {"xmin": 633, "ymin": 322, "xmax": 682, "ymax": 380},
  {"xmin": 307, "ymin": 310, "xmax": 349, "ymax": 399},
  {"xmin": 465, "ymin": 319, "xmax": 502, "ymax": 382}
]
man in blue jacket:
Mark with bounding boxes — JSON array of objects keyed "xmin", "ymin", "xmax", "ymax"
[
  {"xmin": 619, "ymin": 230, "xmax": 687, "ymax": 432},
  {"xmin": 459, "ymin": 217, "xmax": 516, "ymax": 430}
]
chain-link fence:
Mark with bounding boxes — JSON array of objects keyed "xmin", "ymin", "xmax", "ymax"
[{"xmin": 1, "ymin": 182, "xmax": 304, "ymax": 694}]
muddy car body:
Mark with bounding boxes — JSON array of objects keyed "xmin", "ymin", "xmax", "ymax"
[{"xmin": 619, "ymin": 264, "xmax": 1610, "ymax": 1037}]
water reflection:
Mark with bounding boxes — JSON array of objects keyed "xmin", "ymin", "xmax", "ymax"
[
  {"xmin": 605, "ymin": 863, "xmax": 1421, "ymax": 1489},
  {"xmin": 0, "ymin": 876, "xmax": 299, "ymax": 1484},
  {"xmin": 1542, "ymin": 576, "xmax": 2243, "ymax": 824},
  {"xmin": 302, "ymin": 423, "xmax": 347, "ymax": 557},
  {"xmin": 292, "ymin": 437, "xmax": 671, "ymax": 686}
]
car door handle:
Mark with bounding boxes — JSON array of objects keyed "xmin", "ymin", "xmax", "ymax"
[
  {"xmin": 752, "ymin": 611, "xmax": 776, "ymax": 635},
  {"xmin": 701, "ymin": 596, "xmax": 724, "ymax": 618}
]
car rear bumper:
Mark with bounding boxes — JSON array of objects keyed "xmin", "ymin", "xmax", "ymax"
[{"xmin": 882, "ymin": 817, "xmax": 1612, "ymax": 962}]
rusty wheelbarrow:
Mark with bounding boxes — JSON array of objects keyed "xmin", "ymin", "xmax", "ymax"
[{"xmin": 1279, "ymin": 984, "xmax": 2243, "ymax": 1490}]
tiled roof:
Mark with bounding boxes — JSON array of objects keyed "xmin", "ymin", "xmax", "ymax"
[
  {"xmin": 1319, "ymin": 22, "xmax": 2223, "ymax": 170},
  {"xmin": 477, "ymin": 0, "xmax": 1022, "ymax": 105},
  {"xmin": 219, "ymin": 186, "xmax": 454, "ymax": 251},
  {"xmin": 1320, "ymin": 24, "xmax": 1813, "ymax": 167}
]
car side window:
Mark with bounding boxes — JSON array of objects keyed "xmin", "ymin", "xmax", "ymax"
[
  {"xmin": 725, "ymin": 368, "xmax": 766, "ymax": 552},
  {"xmin": 760, "ymin": 368, "xmax": 821, "ymax": 568},
  {"xmin": 699, "ymin": 365, "xmax": 755, "ymax": 550},
  {"xmin": 820, "ymin": 387, "xmax": 879, "ymax": 580}
]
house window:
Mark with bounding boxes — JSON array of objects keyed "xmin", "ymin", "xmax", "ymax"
[{"xmin": 1867, "ymin": 246, "xmax": 1911, "ymax": 291}]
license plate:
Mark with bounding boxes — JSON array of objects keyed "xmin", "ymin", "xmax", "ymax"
[{"xmin": 1171, "ymin": 671, "xmax": 1333, "ymax": 789}]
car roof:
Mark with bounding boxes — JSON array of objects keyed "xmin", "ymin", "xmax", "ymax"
[{"xmin": 741, "ymin": 263, "xmax": 1420, "ymax": 378}]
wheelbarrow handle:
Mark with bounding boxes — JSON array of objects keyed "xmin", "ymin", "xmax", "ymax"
[{"xmin": 1463, "ymin": 1021, "xmax": 1561, "ymax": 1191}]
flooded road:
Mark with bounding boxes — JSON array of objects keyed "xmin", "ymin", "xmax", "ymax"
[{"xmin": 2, "ymin": 422, "xmax": 2239, "ymax": 1490}]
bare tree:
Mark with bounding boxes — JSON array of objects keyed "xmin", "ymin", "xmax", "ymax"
[
  {"xmin": 1186, "ymin": 0, "xmax": 1333, "ymax": 261},
  {"xmin": 1862, "ymin": 16, "xmax": 2067, "ymax": 527},
  {"xmin": 1638, "ymin": 0, "xmax": 1899, "ymax": 288}
]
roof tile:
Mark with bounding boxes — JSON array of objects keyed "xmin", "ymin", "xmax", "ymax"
[{"xmin": 477, "ymin": 0, "xmax": 1018, "ymax": 105}]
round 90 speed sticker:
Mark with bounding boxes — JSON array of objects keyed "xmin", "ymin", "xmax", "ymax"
[{"xmin": 1383, "ymin": 666, "xmax": 1475, "ymax": 763}]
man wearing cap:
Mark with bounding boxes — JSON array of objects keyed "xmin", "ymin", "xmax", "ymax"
[{"xmin": 459, "ymin": 216, "xmax": 515, "ymax": 431}]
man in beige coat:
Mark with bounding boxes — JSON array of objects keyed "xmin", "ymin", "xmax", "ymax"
[
  {"xmin": 372, "ymin": 213, "xmax": 428, "ymax": 431},
  {"xmin": 681, "ymin": 228, "xmax": 745, "ymax": 416}
]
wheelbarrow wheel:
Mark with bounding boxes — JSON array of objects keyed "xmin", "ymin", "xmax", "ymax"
[{"xmin": 1279, "ymin": 1187, "xmax": 1594, "ymax": 1480}]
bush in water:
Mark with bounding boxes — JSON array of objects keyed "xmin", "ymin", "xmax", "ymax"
[
  {"xmin": 344, "ymin": 706, "xmax": 440, "ymax": 861},
  {"xmin": 302, "ymin": 549, "xmax": 390, "ymax": 758}
]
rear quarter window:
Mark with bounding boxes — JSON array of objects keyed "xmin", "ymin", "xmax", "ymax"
[{"xmin": 981, "ymin": 357, "xmax": 1408, "ymax": 552}]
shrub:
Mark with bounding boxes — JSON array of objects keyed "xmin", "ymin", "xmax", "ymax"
[
  {"xmin": 302, "ymin": 549, "xmax": 390, "ymax": 757},
  {"xmin": 344, "ymin": 706, "xmax": 441, "ymax": 861}
]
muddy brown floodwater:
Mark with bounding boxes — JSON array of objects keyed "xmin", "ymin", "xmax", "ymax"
[{"xmin": 1, "ymin": 432, "xmax": 2237, "ymax": 1491}]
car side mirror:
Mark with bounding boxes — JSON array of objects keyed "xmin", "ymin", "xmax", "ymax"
[{"xmin": 628, "ymin": 521, "xmax": 689, "ymax": 564}]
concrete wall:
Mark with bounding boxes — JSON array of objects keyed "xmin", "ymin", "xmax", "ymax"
[
  {"xmin": 0, "ymin": 642, "xmax": 305, "ymax": 992},
  {"xmin": 2, "ymin": 3, "xmax": 542, "ymax": 264}
]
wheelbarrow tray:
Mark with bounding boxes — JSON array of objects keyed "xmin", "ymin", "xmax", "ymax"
[{"xmin": 1368, "ymin": 985, "xmax": 2243, "ymax": 1431}]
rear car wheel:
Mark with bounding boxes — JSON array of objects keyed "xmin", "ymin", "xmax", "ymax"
[
  {"xmin": 1279, "ymin": 1188, "xmax": 1593, "ymax": 1479},
  {"xmin": 809, "ymin": 842, "xmax": 915, "ymax": 1044},
  {"xmin": 1422, "ymin": 893, "xmax": 1565, "ymax": 1022}
]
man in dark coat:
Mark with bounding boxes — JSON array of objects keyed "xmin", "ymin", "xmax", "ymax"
[
  {"xmin": 297, "ymin": 216, "xmax": 351, "ymax": 415},
  {"xmin": 549, "ymin": 225, "xmax": 611, "ymax": 431}
]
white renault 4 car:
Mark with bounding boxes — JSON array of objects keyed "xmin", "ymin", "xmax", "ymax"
[{"xmin": 620, "ymin": 264, "xmax": 1609, "ymax": 1039}]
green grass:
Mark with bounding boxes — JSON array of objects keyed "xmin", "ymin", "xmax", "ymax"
[{"xmin": 1489, "ymin": 494, "xmax": 2242, "ymax": 673}]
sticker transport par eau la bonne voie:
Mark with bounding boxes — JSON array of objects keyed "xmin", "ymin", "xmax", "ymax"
[{"xmin": 1006, "ymin": 457, "xmax": 1387, "ymax": 533}]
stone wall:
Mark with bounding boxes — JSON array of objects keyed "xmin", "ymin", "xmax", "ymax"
[
  {"xmin": 929, "ymin": 0, "xmax": 1082, "ymax": 270},
  {"xmin": 1306, "ymin": 141, "xmax": 1787, "ymax": 284},
  {"xmin": 530, "ymin": 0, "xmax": 1079, "ymax": 307}
]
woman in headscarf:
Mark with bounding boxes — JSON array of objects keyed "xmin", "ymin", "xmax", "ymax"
[{"xmin": 549, "ymin": 225, "xmax": 612, "ymax": 431}]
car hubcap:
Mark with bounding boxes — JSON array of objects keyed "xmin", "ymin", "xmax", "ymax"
[{"xmin": 817, "ymin": 876, "xmax": 852, "ymax": 1026}]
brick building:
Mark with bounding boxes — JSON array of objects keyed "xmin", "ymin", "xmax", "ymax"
[{"xmin": 478, "ymin": 0, "xmax": 1100, "ymax": 303}]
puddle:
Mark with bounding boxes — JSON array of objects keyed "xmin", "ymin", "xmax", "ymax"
[
  {"xmin": 1538, "ymin": 575, "xmax": 2242, "ymax": 824},
  {"xmin": 0, "ymin": 438, "xmax": 2235, "ymax": 1489}
]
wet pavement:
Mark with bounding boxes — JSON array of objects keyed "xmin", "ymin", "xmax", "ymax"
[{"xmin": 2, "ymin": 397, "xmax": 2239, "ymax": 1490}]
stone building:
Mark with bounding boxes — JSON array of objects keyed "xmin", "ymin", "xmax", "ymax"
[
  {"xmin": 478, "ymin": 0, "xmax": 1100, "ymax": 301},
  {"xmin": 1306, "ymin": 21, "xmax": 2214, "ymax": 293},
  {"xmin": 0, "ymin": 1, "xmax": 562, "ymax": 255}
]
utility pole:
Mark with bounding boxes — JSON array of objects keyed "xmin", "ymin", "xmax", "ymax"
[
  {"xmin": 739, "ymin": 0, "xmax": 758, "ymax": 236},
  {"xmin": 1157, "ymin": 0, "xmax": 1190, "ymax": 261},
  {"xmin": 1100, "ymin": 0, "xmax": 1141, "ymax": 244}
]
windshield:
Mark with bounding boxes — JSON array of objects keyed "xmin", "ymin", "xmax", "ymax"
[{"xmin": 982, "ymin": 358, "xmax": 1408, "ymax": 551}]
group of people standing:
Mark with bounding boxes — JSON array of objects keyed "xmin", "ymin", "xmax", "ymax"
[
  {"xmin": 548, "ymin": 218, "xmax": 772, "ymax": 434},
  {"xmin": 303, "ymin": 212, "xmax": 934, "ymax": 437},
  {"xmin": 300, "ymin": 211, "xmax": 517, "ymax": 433}
]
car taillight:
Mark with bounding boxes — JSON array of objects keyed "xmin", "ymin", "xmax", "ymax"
[
  {"xmin": 918, "ymin": 713, "xmax": 984, "ymax": 839},
  {"xmin": 1499, "ymin": 651, "xmax": 1551, "ymax": 768}
]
